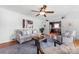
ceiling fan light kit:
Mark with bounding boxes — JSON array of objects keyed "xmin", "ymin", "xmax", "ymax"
[
  {"xmin": 40, "ymin": 12, "xmax": 45, "ymax": 15},
  {"xmin": 32, "ymin": 5, "xmax": 54, "ymax": 17}
]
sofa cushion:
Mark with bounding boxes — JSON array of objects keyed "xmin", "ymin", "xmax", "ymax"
[
  {"xmin": 26, "ymin": 29, "xmax": 32, "ymax": 35},
  {"xmin": 16, "ymin": 30, "xmax": 23, "ymax": 36},
  {"xmin": 22, "ymin": 30, "xmax": 27, "ymax": 36}
]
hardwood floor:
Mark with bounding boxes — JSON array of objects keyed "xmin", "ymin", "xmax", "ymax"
[
  {"xmin": 0, "ymin": 39, "xmax": 79, "ymax": 48},
  {"xmin": 0, "ymin": 40, "xmax": 17, "ymax": 48},
  {"xmin": 74, "ymin": 40, "xmax": 79, "ymax": 47}
]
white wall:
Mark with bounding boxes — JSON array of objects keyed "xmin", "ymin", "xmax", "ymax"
[
  {"xmin": 44, "ymin": 10, "xmax": 79, "ymax": 39},
  {"xmin": 1, "ymin": 6, "xmax": 79, "ymax": 44},
  {"xmin": 62, "ymin": 12, "xmax": 79, "ymax": 39},
  {"xmin": 0, "ymin": 8, "xmax": 43, "ymax": 44}
]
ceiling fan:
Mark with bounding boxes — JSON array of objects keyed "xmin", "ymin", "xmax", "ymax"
[{"xmin": 32, "ymin": 5, "xmax": 54, "ymax": 17}]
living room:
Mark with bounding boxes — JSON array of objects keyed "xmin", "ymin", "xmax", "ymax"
[{"xmin": 0, "ymin": 5, "xmax": 79, "ymax": 54}]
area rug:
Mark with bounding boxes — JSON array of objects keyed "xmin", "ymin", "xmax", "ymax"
[{"xmin": 41, "ymin": 43, "xmax": 79, "ymax": 54}]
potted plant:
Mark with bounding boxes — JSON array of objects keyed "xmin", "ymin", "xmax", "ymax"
[
  {"xmin": 39, "ymin": 27, "xmax": 47, "ymax": 42},
  {"xmin": 39, "ymin": 27, "xmax": 44, "ymax": 35}
]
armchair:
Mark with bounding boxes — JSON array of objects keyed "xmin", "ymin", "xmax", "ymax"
[{"xmin": 63, "ymin": 30, "xmax": 76, "ymax": 45}]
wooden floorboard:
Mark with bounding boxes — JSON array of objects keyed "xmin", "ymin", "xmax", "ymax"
[
  {"xmin": 0, "ymin": 39, "xmax": 79, "ymax": 48},
  {"xmin": 74, "ymin": 40, "xmax": 79, "ymax": 47},
  {"xmin": 0, "ymin": 40, "xmax": 17, "ymax": 48}
]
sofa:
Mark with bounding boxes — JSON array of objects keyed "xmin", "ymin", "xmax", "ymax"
[{"xmin": 15, "ymin": 29, "xmax": 39, "ymax": 44}]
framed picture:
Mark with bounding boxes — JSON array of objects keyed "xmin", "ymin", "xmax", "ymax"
[{"xmin": 22, "ymin": 19, "xmax": 33, "ymax": 28}]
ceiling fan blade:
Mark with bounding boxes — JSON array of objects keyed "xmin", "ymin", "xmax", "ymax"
[
  {"xmin": 31, "ymin": 10, "xmax": 40, "ymax": 12},
  {"xmin": 36, "ymin": 14, "xmax": 40, "ymax": 16},
  {"xmin": 44, "ymin": 14, "xmax": 47, "ymax": 17},
  {"xmin": 45, "ymin": 11, "xmax": 54, "ymax": 13}
]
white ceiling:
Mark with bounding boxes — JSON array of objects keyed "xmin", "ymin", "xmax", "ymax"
[{"xmin": 0, "ymin": 5, "xmax": 79, "ymax": 17}]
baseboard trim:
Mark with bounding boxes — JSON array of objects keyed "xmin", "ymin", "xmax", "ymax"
[{"xmin": 0, "ymin": 40, "xmax": 17, "ymax": 48}]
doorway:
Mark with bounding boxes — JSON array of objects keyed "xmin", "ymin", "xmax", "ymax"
[{"xmin": 49, "ymin": 21, "xmax": 63, "ymax": 44}]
